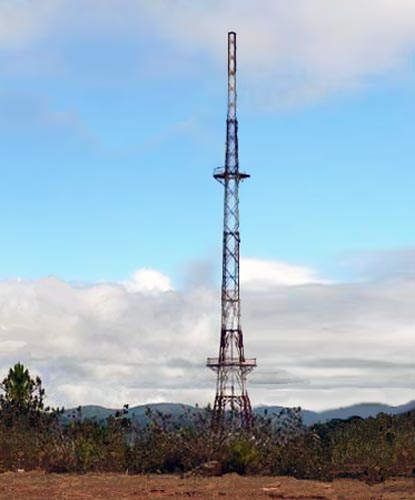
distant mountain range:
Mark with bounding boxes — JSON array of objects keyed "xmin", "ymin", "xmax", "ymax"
[
  {"xmin": 61, "ymin": 400, "xmax": 415, "ymax": 426},
  {"xmin": 61, "ymin": 402, "xmax": 202, "ymax": 426},
  {"xmin": 256, "ymin": 400, "xmax": 415, "ymax": 425}
]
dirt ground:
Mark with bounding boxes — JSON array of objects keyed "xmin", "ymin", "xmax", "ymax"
[{"xmin": 0, "ymin": 472, "xmax": 415, "ymax": 500}]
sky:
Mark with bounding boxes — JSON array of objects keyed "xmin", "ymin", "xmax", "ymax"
[{"xmin": 2, "ymin": 0, "xmax": 415, "ymax": 411}]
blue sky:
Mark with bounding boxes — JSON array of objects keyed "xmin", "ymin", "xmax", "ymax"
[
  {"xmin": 1, "ymin": 1, "xmax": 415, "ymax": 284},
  {"xmin": 2, "ymin": 1, "xmax": 415, "ymax": 410},
  {"xmin": 3, "ymin": 82, "xmax": 415, "ymax": 283}
]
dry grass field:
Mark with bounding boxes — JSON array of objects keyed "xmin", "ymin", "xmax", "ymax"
[{"xmin": 0, "ymin": 472, "xmax": 415, "ymax": 500}]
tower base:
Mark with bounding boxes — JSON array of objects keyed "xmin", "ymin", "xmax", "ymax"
[{"xmin": 211, "ymin": 394, "xmax": 254, "ymax": 431}]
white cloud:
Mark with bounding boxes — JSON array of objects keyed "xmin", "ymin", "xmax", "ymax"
[
  {"xmin": 1, "ymin": 259, "xmax": 415, "ymax": 411},
  {"xmin": 0, "ymin": 0, "xmax": 62, "ymax": 49},
  {"xmin": 80, "ymin": 284, "xmax": 128, "ymax": 321},
  {"xmin": 123, "ymin": 268, "xmax": 173, "ymax": 293},
  {"xmin": 345, "ymin": 248, "xmax": 415, "ymax": 281},
  {"xmin": 241, "ymin": 257, "xmax": 325, "ymax": 289},
  {"xmin": 2, "ymin": 1, "xmax": 415, "ymax": 104},
  {"xmin": 137, "ymin": 0, "xmax": 415, "ymax": 104},
  {"xmin": 0, "ymin": 340, "xmax": 26, "ymax": 352}
]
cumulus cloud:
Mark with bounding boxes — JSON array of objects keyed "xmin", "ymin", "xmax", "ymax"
[
  {"xmin": 1, "ymin": 1, "xmax": 415, "ymax": 105},
  {"xmin": 123, "ymin": 268, "xmax": 173, "ymax": 293},
  {"xmin": 1, "ymin": 258, "xmax": 415, "ymax": 411}
]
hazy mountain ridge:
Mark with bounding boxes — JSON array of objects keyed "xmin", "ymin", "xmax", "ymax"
[
  {"xmin": 257, "ymin": 400, "xmax": 415, "ymax": 425},
  {"xmin": 61, "ymin": 402, "xmax": 201, "ymax": 425},
  {"xmin": 61, "ymin": 400, "xmax": 415, "ymax": 426}
]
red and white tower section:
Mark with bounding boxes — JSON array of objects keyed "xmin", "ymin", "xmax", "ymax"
[{"xmin": 207, "ymin": 32, "xmax": 256, "ymax": 429}]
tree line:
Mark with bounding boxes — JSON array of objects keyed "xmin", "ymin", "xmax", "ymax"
[{"xmin": 1, "ymin": 362, "xmax": 415, "ymax": 482}]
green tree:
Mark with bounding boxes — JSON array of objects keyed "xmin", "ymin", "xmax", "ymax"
[{"xmin": 0, "ymin": 362, "xmax": 45, "ymax": 412}]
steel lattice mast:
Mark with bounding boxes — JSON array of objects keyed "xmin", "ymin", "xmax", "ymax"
[{"xmin": 207, "ymin": 32, "xmax": 256, "ymax": 429}]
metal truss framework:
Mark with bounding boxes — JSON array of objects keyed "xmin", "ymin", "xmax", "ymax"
[{"xmin": 207, "ymin": 32, "xmax": 256, "ymax": 430}]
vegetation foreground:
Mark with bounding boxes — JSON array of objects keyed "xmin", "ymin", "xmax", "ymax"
[{"xmin": 2, "ymin": 363, "xmax": 415, "ymax": 486}]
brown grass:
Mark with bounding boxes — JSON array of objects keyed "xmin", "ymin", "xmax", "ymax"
[{"xmin": 0, "ymin": 472, "xmax": 415, "ymax": 500}]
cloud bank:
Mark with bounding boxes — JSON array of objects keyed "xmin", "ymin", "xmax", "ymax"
[{"xmin": 1, "ymin": 257, "xmax": 415, "ymax": 411}]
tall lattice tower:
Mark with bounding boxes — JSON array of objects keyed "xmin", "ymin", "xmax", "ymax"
[{"xmin": 207, "ymin": 32, "xmax": 256, "ymax": 429}]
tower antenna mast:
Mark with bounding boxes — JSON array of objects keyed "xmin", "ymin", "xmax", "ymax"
[{"xmin": 207, "ymin": 32, "xmax": 256, "ymax": 429}]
